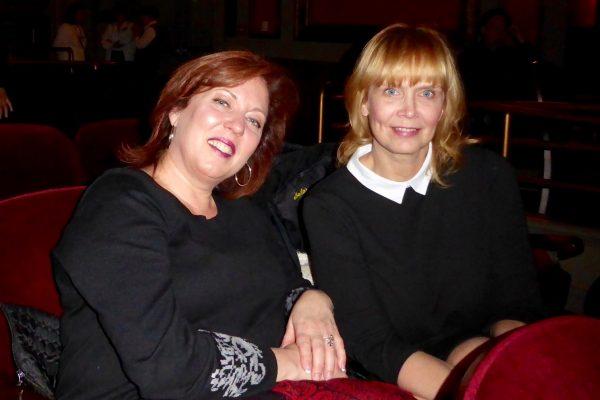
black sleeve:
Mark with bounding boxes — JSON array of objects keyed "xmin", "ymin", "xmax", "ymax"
[
  {"xmin": 484, "ymin": 155, "xmax": 544, "ymax": 327},
  {"xmin": 303, "ymin": 193, "xmax": 418, "ymax": 384},
  {"xmin": 54, "ymin": 176, "xmax": 277, "ymax": 399}
]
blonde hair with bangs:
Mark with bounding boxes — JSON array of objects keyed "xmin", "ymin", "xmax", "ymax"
[{"xmin": 338, "ymin": 23, "xmax": 471, "ymax": 186}]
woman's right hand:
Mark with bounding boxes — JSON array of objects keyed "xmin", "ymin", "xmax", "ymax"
[{"xmin": 273, "ymin": 344, "xmax": 346, "ymax": 382}]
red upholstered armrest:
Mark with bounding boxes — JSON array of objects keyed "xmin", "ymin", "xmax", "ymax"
[{"xmin": 461, "ymin": 316, "xmax": 600, "ymax": 400}]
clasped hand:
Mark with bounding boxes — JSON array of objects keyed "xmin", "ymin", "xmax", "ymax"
[{"xmin": 276, "ymin": 289, "xmax": 346, "ymax": 381}]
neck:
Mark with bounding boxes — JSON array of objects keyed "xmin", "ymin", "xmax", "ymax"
[
  {"xmin": 361, "ymin": 144, "xmax": 428, "ymax": 182},
  {"xmin": 146, "ymin": 155, "xmax": 218, "ymax": 218}
]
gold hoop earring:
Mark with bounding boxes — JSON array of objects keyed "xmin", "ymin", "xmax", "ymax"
[{"xmin": 235, "ymin": 162, "xmax": 252, "ymax": 187}]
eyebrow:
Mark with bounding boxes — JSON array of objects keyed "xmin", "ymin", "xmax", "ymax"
[
  {"xmin": 414, "ymin": 83, "xmax": 441, "ymax": 89},
  {"xmin": 221, "ymin": 88, "xmax": 237, "ymax": 100},
  {"xmin": 217, "ymin": 88, "xmax": 267, "ymax": 116}
]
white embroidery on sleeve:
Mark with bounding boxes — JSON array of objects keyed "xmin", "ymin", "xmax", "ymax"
[{"xmin": 199, "ymin": 330, "xmax": 266, "ymax": 397}]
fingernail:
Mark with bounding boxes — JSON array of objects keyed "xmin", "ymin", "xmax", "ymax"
[
  {"xmin": 341, "ymin": 367, "xmax": 346, "ymax": 372},
  {"xmin": 305, "ymin": 369, "xmax": 311, "ymax": 374}
]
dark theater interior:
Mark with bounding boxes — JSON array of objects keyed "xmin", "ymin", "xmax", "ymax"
[{"xmin": 1, "ymin": 1, "xmax": 599, "ymax": 399}]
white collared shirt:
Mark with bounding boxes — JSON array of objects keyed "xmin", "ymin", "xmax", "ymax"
[{"xmin": 346, "ymin": 143, "xmax": 432, "ymax": 204}]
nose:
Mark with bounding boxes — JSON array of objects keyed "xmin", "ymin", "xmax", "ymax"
[
  {"xmin": 224, "ymin": 114, "xmax": 244, "ymax": 135},
  {"xmin": 397, "ymin": 95, "xmax": 416, "ymax": 118}
]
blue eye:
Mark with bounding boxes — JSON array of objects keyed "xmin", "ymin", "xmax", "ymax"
[
  {"xmin": 422, "ymin": 89, "xmax": 435, "ymax": 98},
  {"xmin": 384, "ymin": 87, "xmax": 400, "ymax": 96},
  {"xmin": 214, "ymin": 98, "xmax": 230, "ymax": 108}
]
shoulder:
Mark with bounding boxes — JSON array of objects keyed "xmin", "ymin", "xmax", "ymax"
[
  {"xmin": 304, "ymin": 167, "xmax": 359, "ymax": 212},
  {"xmin": 84, "ymin": 168, "xmax": 153, "ymax": 199},
  {"xmin": 307, "ymin": 167, "xmax": 353, "ymax": 199},
  {"xmin": 454, "ymin": 145, "xmax": 516, "ymax": 186},
  {"xmin": 75, "ymin": 168, "xmax": 169, "ymax": 222},
  {"xmin": 54, "ymin": 169, "xmax": 170, "ymax": 261}
]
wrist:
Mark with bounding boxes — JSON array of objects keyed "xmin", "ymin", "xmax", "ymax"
[
  {"xmin": 273, "ymin": 347, "xmax": 301, "ymax": 382},
  {"xmin": 298, "ymin": 289, "xmax": 333, "ymax": 311}
]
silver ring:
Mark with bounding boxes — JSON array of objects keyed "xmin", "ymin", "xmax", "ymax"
[{"xmin": 324, "ymin": 334, "xmax": 335, "ymax": 347}]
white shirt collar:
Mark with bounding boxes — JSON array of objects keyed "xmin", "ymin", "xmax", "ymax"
[{"xmin": 346, "ymin": 142, "xmax": 432, "ymax": 204}]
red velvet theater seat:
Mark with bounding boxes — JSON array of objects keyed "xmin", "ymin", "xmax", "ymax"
[
  {"xmin": 0, "ymin": 124, "xmax": 86, "ymax": 200},
  {"xmin": 75, "ymin": 118, "xmax": 141, "ymax": 181},
  {"xmin": 0, "ymin": 187, "xmax": 85, "ymax": 385},
  {"xmin": 273, "ymin": 378, "xmax": 416, "ymax": 400},
  {"xmin": 462, "ymin": 316, "xmax": 600, "ymax": 400}
]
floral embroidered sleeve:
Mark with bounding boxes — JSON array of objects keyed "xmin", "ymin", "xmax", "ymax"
[{"xmin": 199, "ymin": 330, "xmax": 275, "ymax": 398}]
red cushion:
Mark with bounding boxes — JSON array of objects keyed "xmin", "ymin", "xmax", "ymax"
[
  {"xmin": 462, "ymin": 316, "xmax": 600, "ymax": 400},
  {"xmin": 0, "ymin": 124, "xmax": 85, "ymax": 199},
  {"xmin": 0, "ymin": 186, "xmax": 85, "ymax": 383},
  {"xmin": 273, "ymin": 379, "xmax": 415, "ymax": 399}
]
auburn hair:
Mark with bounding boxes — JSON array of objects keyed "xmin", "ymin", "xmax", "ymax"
[{"xmin": 122, "ymin": 50, "xmax": 298, "ymax": 198}]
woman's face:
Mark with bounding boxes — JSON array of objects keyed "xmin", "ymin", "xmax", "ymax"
[
  {"xmin": 167, "ymin": 76, "xmax": 269, "ymax": 187},
  {"xmin": 362, "ymin": 80, "xmax": 444, "ymax": 165}
]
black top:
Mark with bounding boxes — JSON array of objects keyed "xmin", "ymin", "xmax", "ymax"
[
  {"xmin": 303, "ymin": 146, "xmax": 543, "ymax": 384},
  {"xmin": 53, "ymin": 168, "xmax": 309, "ymax": 399}
]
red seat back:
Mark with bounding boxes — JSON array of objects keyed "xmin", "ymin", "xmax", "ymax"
[
  {"xmin": 0, "ymin": 124, "xmax": 85, "ymax": 199},
  {"xmin": 0, "ymin": 186, "xmax": 85, "ymax": 382},
  {"xmin": 75, "ymin": 118, "xmax": 140, "ymax": 180},
  {"xmin": 462, "ymin": 316, "xmax": 600, "ymax": 400}
]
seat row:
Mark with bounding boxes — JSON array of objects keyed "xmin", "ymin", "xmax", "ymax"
[{"xmin": 0, "ymin": 120, "xmax": 141, "ymax": 200}]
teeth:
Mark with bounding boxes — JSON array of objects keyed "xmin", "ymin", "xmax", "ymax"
[
  {"xmin": 208, "ymin": 139, "xmax": 233, "ymax": 155},
  {"xmin": 394, "ymin": 127, "xmax": 417, "ymax": 132}
]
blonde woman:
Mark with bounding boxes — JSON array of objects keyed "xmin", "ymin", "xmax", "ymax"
[{"xmin": 303, "ymin": 24, "xmax": 542, "ymax": 400}]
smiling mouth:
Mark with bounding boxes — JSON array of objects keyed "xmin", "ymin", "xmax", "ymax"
[
  {"xmin": 207, "ymin": 138, "xmax": 235, "ymax": 157},
  {"xmin": 393, "ymin": 127, "xmax": 419, "ymax": 137}
]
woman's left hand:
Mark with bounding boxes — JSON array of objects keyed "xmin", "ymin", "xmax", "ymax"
[{"xmin": 281, "ymin": 289, "xmax": 346, "ymax": 381}]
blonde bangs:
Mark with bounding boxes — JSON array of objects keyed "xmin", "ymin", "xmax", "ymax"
[{"xmin": 357, "ymin": 28, "xmax": 450, "ymax": 92}]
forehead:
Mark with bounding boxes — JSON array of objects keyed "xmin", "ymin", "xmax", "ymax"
[
  {"xmin": 227, "ymin": 76, "xmax": 268, "ymax": 97},
  {"xmin": 195, "ymin": 77, "xmax": 269, "ymax": 111}
]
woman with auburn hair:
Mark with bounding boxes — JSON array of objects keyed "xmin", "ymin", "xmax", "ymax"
[
  {"xmin": 303, "ymin": 24, "xmax": 543, "ymax": 400},
  {"xmin": 53, "ymin": 51, "xmax": 346, "ymax": 400}
]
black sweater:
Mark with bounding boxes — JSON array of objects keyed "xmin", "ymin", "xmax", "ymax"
[
  {"xmin": 303, "ymin": 146, "xmax": 543, "ymax": 384},
  {"xmin": 53, "ymin": 168, "xmax": 308, "ymax": 399}
]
